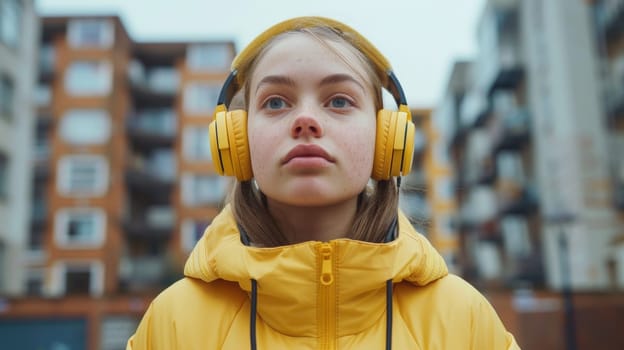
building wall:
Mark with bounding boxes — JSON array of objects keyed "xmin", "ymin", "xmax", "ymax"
[
  {"xmin": 522, "ymin": 0, "xmax": 619, "ymax": 290},
  {"xmin": 0, "ymin": 0, "xmax": 38, "ymax": 296},
  {"xmin": 42, "ymin": 17, "xmax": 131, "ymax": 297}
]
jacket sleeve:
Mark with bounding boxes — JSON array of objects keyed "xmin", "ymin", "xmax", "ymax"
[
  {"xmin": 126, "ymin": 303, "xmax": 155, "ymax": 350},
  {"xmin": 470, "ymin": 293, "xmax": 521, "ymax": 350}
]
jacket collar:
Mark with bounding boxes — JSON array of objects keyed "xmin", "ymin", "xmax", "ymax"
[{"xmin": 184, "ymin": 205, "xmax": 448, "ymax": 336}]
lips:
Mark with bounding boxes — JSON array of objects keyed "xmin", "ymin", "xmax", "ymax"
[{"xmin": 282, "ymin": 144, "xmax": 335, "ymax": 164}]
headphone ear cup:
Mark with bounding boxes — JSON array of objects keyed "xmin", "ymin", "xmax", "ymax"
[
  {"xmin": 226, "ymin": 110, "xmax": 252, "ymax": 181},
  {"xmin": 209, "ymin": 108, "xmax": 252, "ymax": 181},
  {"xmin": 372, "ymin": 109, "xmax": 415, "ymax": 180},
  {"xmin": 372, "ymin": 109, "xmax": 396, "ymax": 180}
]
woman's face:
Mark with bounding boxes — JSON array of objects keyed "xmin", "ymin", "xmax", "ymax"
[{"xmin": 247, "ymin": 33, "xmax": 377, "ymax": 207}]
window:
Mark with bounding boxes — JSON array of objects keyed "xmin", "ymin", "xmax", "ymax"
[
  {"xmin": 34, "ymin": 125, "xmax": 50, "ymax": 162},
  {"xmin": 67, "ymin": 19, "xmax": 114, "ymax": 48},
  {"xmin": 475, "ymin": 241, "xmax": 502, "ymax": 280},
  {"xmin": 183, "ymin": 82, "xmax": 221, "ymax": 115},
  {"xmin": 60, "ymin": 109, "xmax": 111, "ymax": 145},
  {"xmin": 52, "ymin": 261, "xmax": 104, "ymax": 296},
  {"xmin": 100, "ymin": 317, "xmax": 140, "ymax": 350},
  {"xmin": 0, "ymin": 152, "xmax": 7, "ymax": 200},
  {"xmin": 187, "ymin": 44, "xmax": 231, "ymax": 71},
  {"xmin": 501, "ymin": 216, "xmax": 532, "ymax": 257},
  {"xmin": 434, "ymin": 215, "xmax": 455, "ymax": 240},
  {"xmin": 183, "ymin": 126, "xmax": 211, "ymax": 161},
  {"xmin": 181, "ymin": 219, "xmax": 211, "ymax": 252},
  {"xmin": 0, "ymin": 74, "xmax": 14, "ymax": 119},
  {"xmin": 497, "ymin": 151, "xmax": 524, "ymax": 182},
  {"xmin": 39, "ymin": 44, "xmax": 56, "ymax": 75},
  {"xmin": 25, "ymin": 269, "xmax": 44, "ymax": 296},
  {"xmin": 64, "ymin": 60, "xmax": 112, "ymax": 96},
  {"xmin": 0, "ymin": 0, "xmax": 20, "ymax": 48},
  {"xmin": 57, "ymin": 155, "xmax": 109, "ymax": 196},
  {"xmin": 54, "ymin": 208, "xmax": 106, "ymax": 248},
  {"xmin": 146, "ymin": 149, "xmax": 176, "ymax": 181},
  {"xmin": 181, "ymin": 174, "xmax": 228, "ymax": 206},
  {"xmin": 146, "ymin": 67, "xmax": 179, "ymax": 94}
]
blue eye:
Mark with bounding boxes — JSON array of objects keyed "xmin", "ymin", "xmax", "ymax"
[
  {"xmin": 266, "ymin": 97, "xmax": 286, "ymax": 110},
  {"xmin": 329, "ymin": 97, "xmax": 351, "ymax": 108}
]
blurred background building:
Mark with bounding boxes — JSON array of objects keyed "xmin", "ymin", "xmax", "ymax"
[
  {"xmin": 403, "ymin": 0, "xmax": 624, "ymax": 348},
  {"xmin": 0, "ymin": 0, "xmax": 623, "ymax": 349},
  {"xmin": 0, "ymin": 0, "xmax": 37, "ymax": 297},
  {"xmin": 0, "ymin": 6, "xmax": 234, "ymax": 349}
]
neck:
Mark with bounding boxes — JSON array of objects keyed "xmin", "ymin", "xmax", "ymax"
[{"xmin": 267, "ymin": 198, "xmax": 359, "ymax": 243}]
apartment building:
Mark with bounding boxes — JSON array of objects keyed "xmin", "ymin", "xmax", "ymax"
[
  {"xmin": 443, "ymin": 0, "xmax": 622, "ymax": 292},
  {"xmin": 588, "ymin": 0, "xmax": 624, "ymax": 289},
  {"xmin": 435, "ymin": 0, "xmax": 624, "ymax": 348},
  {"xmin": 449, "ymin": 0, "xmax": 542, "ymax": 290},
  {"xmin": 0, "ymin": 0, "xmax": 37, "ymax": 296},
  {"xmin": 0, "ymin": 14, "xmax": 234, "ymax": 349}
]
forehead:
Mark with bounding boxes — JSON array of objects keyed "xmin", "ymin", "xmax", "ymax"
[{"xmin": 249, "ymin": 32, "xmax": 371, "ymax": 85}]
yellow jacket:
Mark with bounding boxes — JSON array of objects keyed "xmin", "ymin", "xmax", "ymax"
[{"xmin": 127, "ymin": 206, "xmax": 520, "ymax": 349}]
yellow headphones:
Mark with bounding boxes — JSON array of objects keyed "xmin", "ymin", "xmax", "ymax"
[{"xmin": 208, "ymin": 16, "xmax": 415, "ymax": 182}]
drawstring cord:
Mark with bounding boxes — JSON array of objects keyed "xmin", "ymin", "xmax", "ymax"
[{"xmin": 250, "ymin": 279, "xmax": 258, "ymax": 350}]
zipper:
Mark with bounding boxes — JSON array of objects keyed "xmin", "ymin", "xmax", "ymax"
[{"xmin": 318, "ymin": 243, "xmax": 336, "ymax": 350}]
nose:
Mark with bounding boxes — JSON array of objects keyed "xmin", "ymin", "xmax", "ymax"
[{"xmin": 290, "ymin": 114, "xmax": 323, "ymax": 138}]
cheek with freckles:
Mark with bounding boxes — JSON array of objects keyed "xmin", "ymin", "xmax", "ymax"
[
  {"xmin": 248, "ymin": 129, "xmax": 275, "ymax": 182},
  {"xmin": 337, "ymin": 126, "xmax": 376, "ymax": 181}
]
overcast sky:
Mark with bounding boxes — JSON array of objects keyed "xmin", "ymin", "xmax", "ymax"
[{"xmin": 37, "ymin": 0, "xmax": 486, "ymax": 108}]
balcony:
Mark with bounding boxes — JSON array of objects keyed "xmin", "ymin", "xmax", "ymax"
[
  {"xmin": 118, "ymin": 256, "xmax": 172, "ymax": 292},
  {"xmin": 38, "ymin": 44, "xmax": 56, "ymax": 83},
  {"xmin": 605, "ymin": 67, "xmax": 624, "ymax": 122},
  {"xmin": 128, "ymin": 61, "xmax": 179, "ymax": 108},
  {"xmin": 472, "ymin": 105, "xmax": 493, "ymax": 129},
  {"xmin": 459, "ymin": 186, "xmax": 499, "ymax": 229},
  {"xmin": 488, "ymin": 66, "xmax": 524, "ymax": 98},
  {"xmin": 33, "ymin": 156, "xmax": 50, "ymax": 181},
  {"xmin": 616, "ymin": 180, "xmax": 624, "ymax": 210},
  {"xmin": 123, "ymin": 206, "xmax": 175, "ymax": 239},
  {"xmin": 126, "ymin": 151, "xmax": 176, "ymax": 204},
  {"xmin": 497, "ymin": 181, "xmax": 538, "ymax": 216},
  {"xmin": 473, "ymin": 156, "xmax": 496, "ymax": 186},
  {"xmin": 603, "ymin": 0, "xmax": 624, "ymax": 41},
  {"xmin": 125, "ymin": 166, "xmax": 174, "ymax": 204},
  {"xmin": 493, "ymin": 108, "xmax": 531, "ymax": 153},
  {"xmin": 126, "ymin": 109, "xmax": 176, "ymax": 151}
]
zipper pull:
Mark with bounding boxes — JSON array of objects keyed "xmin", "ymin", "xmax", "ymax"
[{"xmin": 320, "ymin": 243, "xmax": 334, "ymax": 286}]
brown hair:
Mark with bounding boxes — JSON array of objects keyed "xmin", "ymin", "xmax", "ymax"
[{"xmin": 230, "ymin": 26, "xmax": 398, "ymax": 247}]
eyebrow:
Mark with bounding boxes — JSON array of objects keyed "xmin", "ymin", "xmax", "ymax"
[
  {"xmin": 319, "ymin": 73, "xmax": 365, "ymax": 92},
  {"xmin": 255, "ymin": 75, "xmax": 296, "ymax": 93}
]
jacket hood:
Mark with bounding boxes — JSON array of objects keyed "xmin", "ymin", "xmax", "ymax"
[{"xmin": 184, "ymin": 205, "xmax": 448, "ymax": 337}]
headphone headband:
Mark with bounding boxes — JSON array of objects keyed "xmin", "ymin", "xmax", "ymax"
[{"xmin": 218, "ymin": 16, "xmax": 409, "ymax": 112}]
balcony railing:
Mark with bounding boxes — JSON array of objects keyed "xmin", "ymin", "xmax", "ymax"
[
  {"xmin": 493, "ymin": 108, "xmax": 531, "ymax": 153},
  {"xmin": 38, "ymin": 44, "xmax": 56, "ymax": 82},
  {"xmin": 603, "ymin": 0, "xmax": 624, "ymax": 41},
  {"xmin": 118, "ymin": 256, "xmax": 171, "ymax": 292},
  {"xmin": 122, "ymin": 207, "xmax": 175, "ymax": 239},
  {"xmin": 128, "ymin": 62, "xmax": 179, "ymax": 107},
  {"xmin": 126, "ymin": 110, "xmax": 176, "ymax": 150},
  {"xmin": 125, "ymin": 165, "xmax": 174, "ymax": 204},
  {"xmin": 616, "ymin": 180, "xmax": 624, "ymax": 210},
  {"xmin": 497, "ymin": 181, "xmax": 538, "ymax": 216}
]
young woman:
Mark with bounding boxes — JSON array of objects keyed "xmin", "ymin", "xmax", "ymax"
[{"xmin": 127, "ymin": 16, "xmax": 520, "ymax": 350}]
